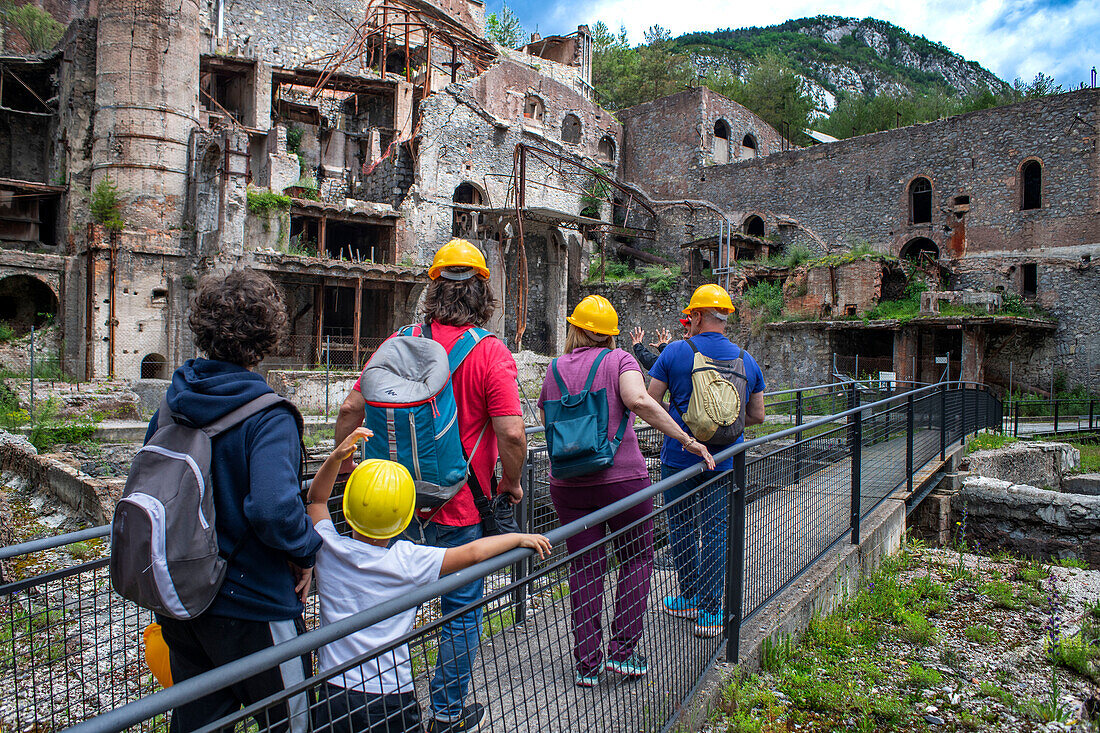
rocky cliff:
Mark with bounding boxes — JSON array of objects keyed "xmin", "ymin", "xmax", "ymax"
[{"xmin": 674, "ymin": 16, "xmax": 1009, "ymax": 112}]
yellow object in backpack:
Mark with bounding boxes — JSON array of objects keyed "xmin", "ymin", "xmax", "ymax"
[
  {"xmin": 681, "ymin": 339, "xmax": 748, "ymax": 445},
  {"xmin": 143, "ymin": 623, "xmax": 173, "ymax": 688}
]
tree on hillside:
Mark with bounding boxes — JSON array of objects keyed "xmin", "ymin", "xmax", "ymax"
[
  {"xmin": 486, "ymin": 4, "xmax": 526, "ymax": 49},
  {"xmin": 713, "ymin": 53, "xmax": 814, "ymax": 144},
  {"xmin": 591, "ymin": 22, "xmax": 693, "ymax": 109},
  {"xmin": 816, "ymin": 72, "xmax": 1066, "ymax": 140}
]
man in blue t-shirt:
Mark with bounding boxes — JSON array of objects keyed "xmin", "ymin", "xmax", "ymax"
[{"xmin": 646, "ymin": 284, "xmax": 765, "ymax": 638}]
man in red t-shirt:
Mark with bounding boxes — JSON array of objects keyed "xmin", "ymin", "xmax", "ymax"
[{"xmin": 334, "ymin": 239, "xmax": 526, "ymax": 733}]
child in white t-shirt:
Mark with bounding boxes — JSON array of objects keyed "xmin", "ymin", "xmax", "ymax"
[{"xmin": 306, "ymin": 427, "xmax": 551, "ymax": 733}]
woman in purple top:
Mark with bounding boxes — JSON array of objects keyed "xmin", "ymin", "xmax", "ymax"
[{"xmin": 538, "ymin": 295, "xmax": 714, "ymax": 687}]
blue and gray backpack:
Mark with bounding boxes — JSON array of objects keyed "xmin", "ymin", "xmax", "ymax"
[{"xmin": 358, "ymin": 323, "xmax": 491, "ymax": 511}]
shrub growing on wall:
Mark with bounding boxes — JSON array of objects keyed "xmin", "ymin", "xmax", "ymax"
[{"xmin": 3, "ymin": 4, "xmax": 65, "ymax": 52}]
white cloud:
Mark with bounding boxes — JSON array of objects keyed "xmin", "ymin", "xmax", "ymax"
[{"xmin": 572, "ymin": 0, "xmax": 1098, "ymax": 87}]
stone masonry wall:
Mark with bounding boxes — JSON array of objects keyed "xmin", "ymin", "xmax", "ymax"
[
  {"xmin": 619, "ymin": 87, "xmax": 789, "ymax": 201},
  {"xmin": 675, "ymin": 89, "xmax": 1100, "ymax": 260}
]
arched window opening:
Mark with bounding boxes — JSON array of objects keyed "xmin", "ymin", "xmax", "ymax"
[
  {"xmin": 452, "ymin": 182, "xmax": 485, "ymax": 237},
  {"xmin": 743, "ymin": 215, "xmax": 765, "ymax": 237},
  {"xmin": 561, "ymin": 114, "xmax": 581, "ymax": 144},
  {"xmin": 900, "ymin": 237, "xmax": 939, "ymax": 262},
  {"xmin": 1021, "ymin": 160, "xmax": 1042, "ymax": 210},
  {"xmin": 453, "ymin": 182, "xmax": 483, "ymax": 206},
  {"xmin": 0, "ymin": 275, "xmax": 58, "ymax": 335},
  {"xmin": 141, "ymin": 353, "xmax": 168, "ymax": 380},
  {"xmin": 523, "ymin": 95, "xmax": 544, "ymax": 122},
  {"xmin": 598, "ymin": 136, "xmax": 616, "ymax": 162},
  {"xmin": 713, "ymin": 119, "xmax": 731, "ymax": 164},
  {"xmin": 740, "ymin": 134, "xmax": 757, "ymax": 160},
  {"xmin": 909, "ymin": 177, "xmax": 932, "ymax": 224}
]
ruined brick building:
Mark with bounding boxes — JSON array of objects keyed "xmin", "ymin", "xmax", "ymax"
[{"xmin": 1, "ymin": 0, "xmax": 1097, "ymax": 394}]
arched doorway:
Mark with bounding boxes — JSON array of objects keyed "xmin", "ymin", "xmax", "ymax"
[
  {"xmin": 140, "ymin": 353, "xmax": 167, "ymax": 379},
  {"xmin": 900, "ymin": 237, "xmax": 939, "ymax": 262},
  {"xmin": 0, "ymin": 275, "xmax": 58, "ymax": 334},
  {"xmin": 452, "ymin": 182, "xmax": 486, "ymax": 238},
  {"xmin": 743, "ymin": 215, "xmax": 765, "ymax": 237}
]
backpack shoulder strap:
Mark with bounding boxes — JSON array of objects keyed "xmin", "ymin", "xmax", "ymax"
[
  {"xmin": 446, "ymin": 326, "xmax": 493, "ymax": 372},
  {"xmin": 550, "ymin": 357, "xmax": 568, "ymax": 395},
  {"xmin": 687, "ymin": 338, "xmax": 700, "ymax": 355},
  {"xmin": 155, "ymin": 397, "xmax": 175, "ymax": 432},
  {"xmin": 202, "ymin": 393, "xmax": 304, "ymax": 439},
  {"xmin": 582, "ymin": 349, "xmax": 611, "ymax": 392}
]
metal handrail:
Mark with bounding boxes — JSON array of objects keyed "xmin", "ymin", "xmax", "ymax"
[{"xmin": 55, "ymin": 380, "xmax": 997, "ymax": 733}]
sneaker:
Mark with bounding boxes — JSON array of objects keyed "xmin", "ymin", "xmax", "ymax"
[
  {"xmin": 605, "ymin": 652, "xmax": 648, "ymax": 677},
  {"xmin": 662, "ymin": 595, "xmax": 699, "ymax": 619},
  {"xmin": 426, "ymin": 704, "xmax": 486, "ymax": 733},
  {"xmin": 693, "ymin": 611, "xmax": 724, "ymax": 638},
  {"xmin": 575, "ymin": 669, "xmax": 600, "ymax": 687}
]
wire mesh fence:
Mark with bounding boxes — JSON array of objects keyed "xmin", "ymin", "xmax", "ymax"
[{"xmin": 0, "ymin": 382, "xmax": 1001, "ymax": 733}]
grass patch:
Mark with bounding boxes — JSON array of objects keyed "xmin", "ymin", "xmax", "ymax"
[
  {"xmin": 963, "ymin": 624, "xmax": 997, "ymax": 644},
  {"xmin": 979, "ymin": 580, "xmax": 1022, "ymax": 610},
  {"xmin": 966, "ymin": 431, "xmax": 1018, "ymax": 453},
  {"xmin": 978, "ymin": 681, "xmax": 1016, "ymax": 707},
  {"xmin": 905, "ymin": 663, "xmax": 941, "ymax": 688},
  {"xmin": 246, "ymin": 189, "xmax": 292, "ymax": 215}
]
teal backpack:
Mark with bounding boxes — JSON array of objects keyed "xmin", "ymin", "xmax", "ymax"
[{"xmin": 543, "ymin": 349, "xmax": 630, "ymax": 479}]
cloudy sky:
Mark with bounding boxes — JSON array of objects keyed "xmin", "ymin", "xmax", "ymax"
[{"xmin": 492, "ymin": 0, "xmax": 1099, "ymax": 90}]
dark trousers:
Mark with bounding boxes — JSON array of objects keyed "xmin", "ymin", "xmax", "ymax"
[
  {"xmin": 312, "ymin": 684, "xmax": 422, "ymax": 733},
  {"xmin": 550, "ymin": 477, "xmax": 655, "ymax": 675},
  {"xmin": 159, "ymin": 614, "xmax": 310, "ymax": 733}
]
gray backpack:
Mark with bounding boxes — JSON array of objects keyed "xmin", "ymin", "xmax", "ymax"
[{"xmin": 110, "ymin": 392, "xmax": 302, "ymax": 620}]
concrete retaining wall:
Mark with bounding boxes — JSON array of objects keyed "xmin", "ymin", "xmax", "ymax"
[{"xmin": 0, "ymin": 431, "xmax": 115, "ymax": 524}]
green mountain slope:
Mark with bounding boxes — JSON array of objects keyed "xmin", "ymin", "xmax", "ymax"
[{"xmin": 672, "ymin": 16, "xmax": 1009, "ymax": 110}]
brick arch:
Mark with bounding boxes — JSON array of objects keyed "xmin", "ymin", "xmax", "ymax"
[{"xmin": 0, "ymin": 273, "xmax": 59, "ymax": 335}]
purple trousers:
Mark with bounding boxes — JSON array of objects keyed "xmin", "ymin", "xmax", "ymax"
[{"xmin": 550, "ymin": 476, "xmax": 655, "ymax": 675}]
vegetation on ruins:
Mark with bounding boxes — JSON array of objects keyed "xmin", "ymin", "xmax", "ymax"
[
  {"xmin": 89, "ymin": 176, "xmax": 125, "ymax": 232},
  {"xmin": 485, "ymin": 4, "xmax": 525, "ymax": 49},
  {"xmin": 1, "ymin": 3, "xmax": 65, "ymax": 52},
  {"xmin": 246, "ymin": 189, "xmax": 292, "ymax": 215},
  {"xmin": 583, "ymin": 258, "xmax": 680, "ymax": 293}
]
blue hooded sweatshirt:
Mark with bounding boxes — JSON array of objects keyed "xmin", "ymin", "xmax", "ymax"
[{"xmin": 146, "ymin": 358, "xmax": 322, "ymax": 621}]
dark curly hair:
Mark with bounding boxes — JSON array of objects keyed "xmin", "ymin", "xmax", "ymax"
[
  {"xmin": 421, "ymin": 277, "xmax": 496, "ymax": 327},
  {"xmin": 189, "ymin": 270, "xmax": 287, "ymax": 367}
]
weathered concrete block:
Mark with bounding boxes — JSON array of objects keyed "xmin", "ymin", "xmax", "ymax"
[
  {"xmin": 267, "ymin": 370, "xmax": 360, "ymax": 415},
  {"xmin": 1063, "ymin": 473, "xmax": 1100, "ymax": 496},
  {"xmin": 967, "ymin": 441, "xmax": 1080, "ymax": 490},
  {"xmin": 960, "ymin": 475, "xmax": 1100, "ymax": 565},
  {"xmin": 129, "ymin": 378, "xmax": 171, "ymax": 416}
]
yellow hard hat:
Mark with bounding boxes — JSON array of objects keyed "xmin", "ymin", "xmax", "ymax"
[
  {"xmin": 143, "ymin": 623, "xmax": 173, "ymax": 688},
  {"xmin": 343, "ymin": 459, "xmax": 417, "ymax": 539},
  {"xmin": 683, "ymin": 284, "xmax": 736, "ymax": 315},
  {"xmin": 428, "ymin": 239, "xmax": 491, "ymax": 281},
  {"xmin": 566, "ymin": 295, "xmax": 620, "ymax": 336}
]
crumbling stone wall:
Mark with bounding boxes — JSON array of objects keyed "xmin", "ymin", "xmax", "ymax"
[
  {"xmin": 672, "ymin": 89, "xmax": 1100, "ymax": 262},
  {"xmin": 619, "ymin": 87, "xmax": 788, "ymax": 200},
  {"xmin": 954, "ymin": 253, "xmax": 1099, "ymax": 389}
]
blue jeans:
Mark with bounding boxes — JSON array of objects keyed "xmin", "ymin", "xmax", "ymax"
[
  {"xmin": 402, "ymin": 519, "xmax": 483, "ymax": 721},
  {"xmin": 661, "ymin": 464, "xmax": 728, "ymax": 615}
]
